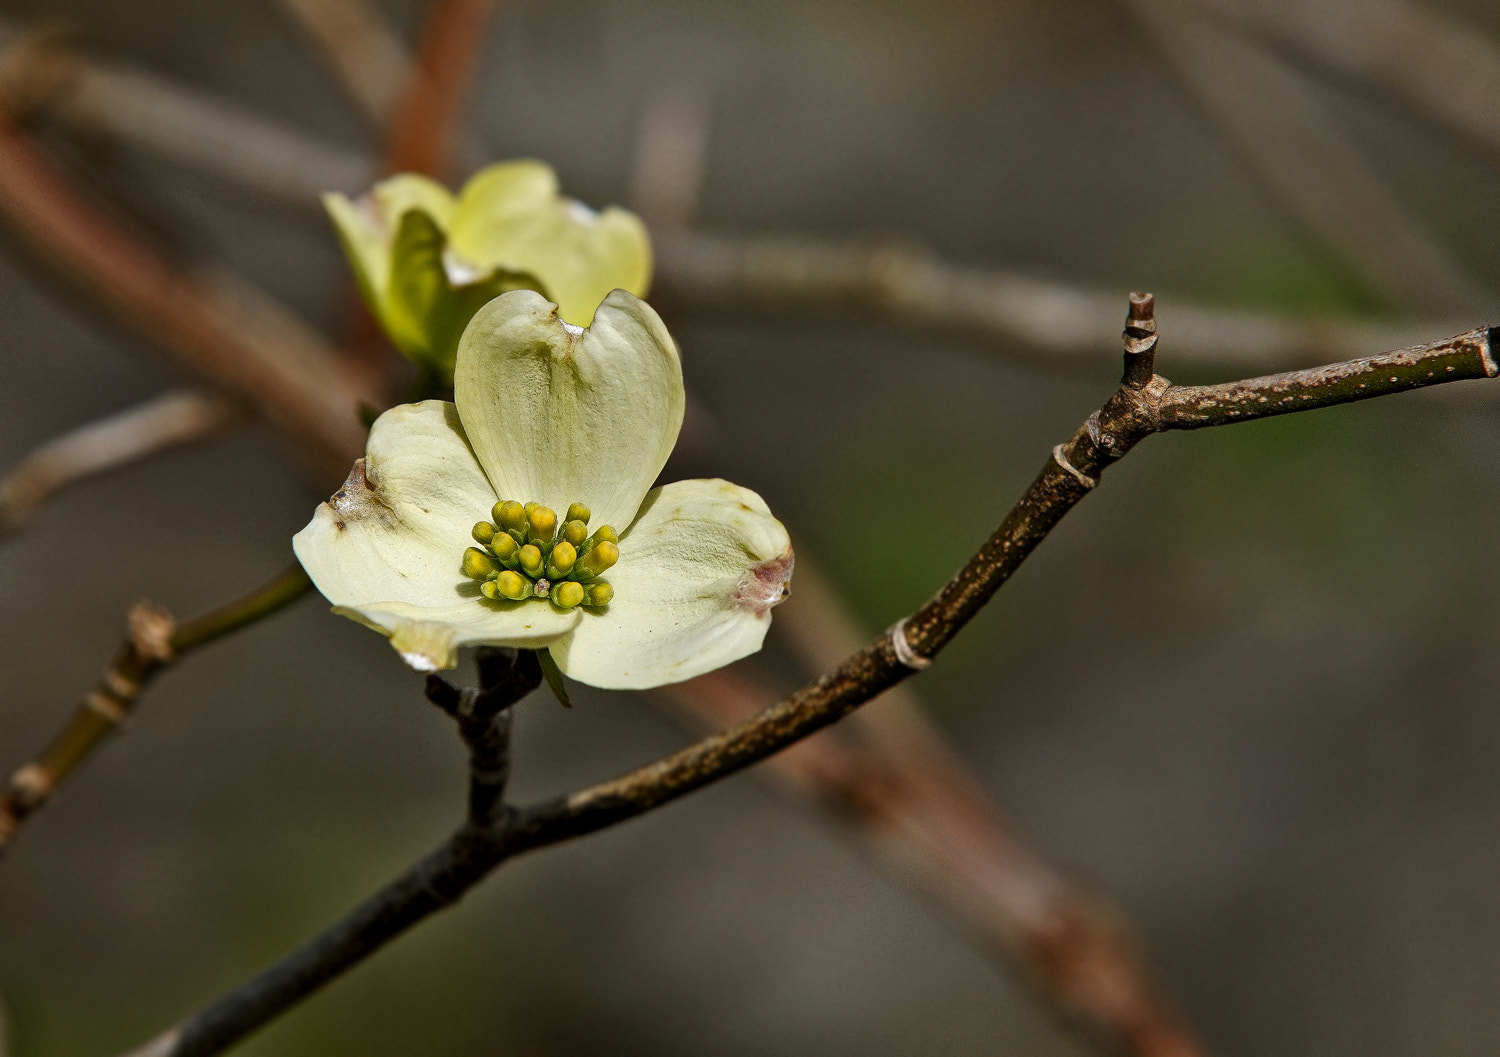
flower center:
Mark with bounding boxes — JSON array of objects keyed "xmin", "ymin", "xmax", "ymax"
[{"xmin": 461, "ymin": 500, "xmax": 617, "ymax": 609}]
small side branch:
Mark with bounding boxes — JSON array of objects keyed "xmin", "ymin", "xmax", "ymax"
[
  {"xmin": 0, "ymin": 565, "xmax": 312, "ymax": 853},
  {"xmin": 0, "ymin": 389, "xmax": 240, "ymax": 537}
]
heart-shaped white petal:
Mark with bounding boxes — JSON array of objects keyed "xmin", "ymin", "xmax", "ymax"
[
  {"xmin": 548, "ymin": 479, "xmax": 793, "ymax": 689},
  {"xmin": 293, "ymin": 400, "xmax": 581, "ymax": 670},
  {"xmin": 454, "ymin": 289, "xmax": 684, "ymax": 534}
]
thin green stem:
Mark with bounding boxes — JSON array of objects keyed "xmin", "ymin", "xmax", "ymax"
[{"xmin": 0, "ymin": 563, "xmax": 312, "ymax": 853}]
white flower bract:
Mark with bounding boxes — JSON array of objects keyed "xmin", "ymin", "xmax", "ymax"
[{"xmin": 293, "ymin": 289, "xmax": 793, "ymax": 689}]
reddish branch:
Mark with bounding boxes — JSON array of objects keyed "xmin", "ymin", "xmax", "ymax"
[
  {"xmin": 381, "ymin": 0, "xmax": 494, "ymax": 180},
  {"xmin": 0, "ymin": 112, "xmax": 375, "ymax": 481}
]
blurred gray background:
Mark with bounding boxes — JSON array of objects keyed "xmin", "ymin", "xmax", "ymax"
[{"xmin": 3, "ymin": 1, "xmax": 1500, "ymax": 1054}]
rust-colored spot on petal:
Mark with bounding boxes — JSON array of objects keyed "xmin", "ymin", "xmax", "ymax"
[
  {"xmin": 733, "ymin": 546, "xmax": 795, "ymax": 616},
  {"xmin": 327, "ymin": 458, "xmax": 396, "ymax": 530}
]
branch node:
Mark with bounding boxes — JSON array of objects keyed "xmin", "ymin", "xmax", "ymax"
[
  {"xmin": 7, "ymin": 762, "xmax": 54, "ymax": 808},
  {"xmin": 887, "ymin": 618, "xmax": 932, "ymax": 671},
  {"xmin": 127, "ymin": 601, "xmax": 176, "ymax": 662},
  {"xmin": 1122, "ymin": 291, "xmax": 1158, "ymax": 390},
  {"xmin": 83, "ymin": 689, "xmax": 129, "ymax": 724},
  {"xmin": 1051, "ymin": 444, "xmax": 1098, "ymax": 490},
  {"xmin": 1484, "ymin": 326, "xmax": 1499, "ymax": 377}
]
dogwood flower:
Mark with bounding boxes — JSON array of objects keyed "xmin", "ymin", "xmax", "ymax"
[
  {"xmin": 324, "ymin": 159, "xmax": 652, "ymax": 377},
  {"xmin": 292, "ymin": 288, "xmax": 793, "ymax": 689}
]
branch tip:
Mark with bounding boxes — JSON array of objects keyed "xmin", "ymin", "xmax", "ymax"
[{"xmin": 1122, "ymin": 291, "xmax": 1160, "ymax": 390}]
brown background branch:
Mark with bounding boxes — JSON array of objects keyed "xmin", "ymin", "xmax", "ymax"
[{"xmin": 0, "ymin": 566, "xmax": 312, "ymax": 853}]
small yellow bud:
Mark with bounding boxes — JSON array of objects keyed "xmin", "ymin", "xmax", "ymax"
[
  {"xmin": 492, "ymin": 570, "xmax": 531, "ymax": 600},
  {"xmin": 577, "ymin": 524, "xmax": 616, "ymax": 558},
  {"xmin": 561, "ymin": 519, "xmax": 588, "ymax": 548},
  {"xmin": 480, "ymin": 579, "xmax": 502, "ymax": 600},
  {"xmin": 577, "ymin": 539, "xmax": 618, "ymax": 578},
  {"xmin": 489, "ymin": 532, "xmax": 519, "ymax": 564},
  {"xmin": 472, "ymin": 521, "xmax": 496, "ymax": 545},
  {"xmin": 547, "ymin": 540, "xmax": 577, "ymax": 579},
  {"xmin": 523, "ymin": 501, "xmax": 540, "ymax": 518},
  {"xmin": 518, "ymin": 544, "xmax": 544, "ymax": 578},
  {"xmin": 585, "ymin": 582, "xmax": 614, "ymax": 607},
  {"xmin": 551, "ymin": 581, "xmax": 585, "ymax": 608},
  {"xmin": 566, "ymin": 502, "xmax": 591, "ymax": 525},
  {"xmin": 494, "ymin": 500, "xmax": 527, "ymax": 537},
  {"xmin": 527, "ymin": 505, "xmax": 557, "ymax": 546},
  {"xmin": 461, "ymin": 547, "xmax": 498, "ymax": 580}
]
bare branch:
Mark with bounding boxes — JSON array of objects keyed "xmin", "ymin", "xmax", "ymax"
[
  {"xmin": 116, "ymin": 306, "xmax": 1497, "ymax": 1057},
  {"xmin": 1196, "ymin": 0, "xmax": 1500, "ymax": 155},
  {"xmin": 656, "ymin": 657, "xmax": 1208, "ymax": 1057},
  {"xmin": 0, "ymin": 24, "xmax": 1466, "ymax": 372},
  {"xmin": 381, "ymin": 0, "xmax": 494, "ymax": 181},
  {"xmin": 0, "ymin": 111, "xmax": 376, "ymax": 481},
  {"xmin": 0, "ymin": 23, "xmax": 370, "ymax": 204},
  {"xmin": 423, "ymin": 649, "xmax": 539, "ymax": 829},
  {"xmin": 271, "ymin": 0, "xmax": 413, "ymax": 129},
  {"xmin": 1120, "ymin": 0, "xmax": 1491, "ymax": 316},
  {"xmin": 652, "ymin": 229, "xmax": 1462, "ymax": 369},
  {"xmin": 0, "ymin": 566, "xmax": 312, "ymax": 852},
  {"xmin": 627, "ymin": 81, "xmax": 712, "ymax": 232},
  {"xmin": 0, "ymin": 390, "xmax": 240, "ymax": 536}
]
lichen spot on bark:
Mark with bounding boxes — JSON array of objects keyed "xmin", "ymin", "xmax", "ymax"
[{"xmin": 734, "ymin": 546, "xmax": 795, "ymax": 616}]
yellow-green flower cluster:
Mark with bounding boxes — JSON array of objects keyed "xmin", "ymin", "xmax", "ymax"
[{"xmin": 462, "ymin": 500, "xmax": 617, "ymax": 609}]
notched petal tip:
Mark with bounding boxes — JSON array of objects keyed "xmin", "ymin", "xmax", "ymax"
[
  {"xmin": 733, "ymin": 545, "xmax": 795, "ymax": 616},
  {"xmin": 325, "ymin": 458, "xmax": 396, "ymax": 531}
]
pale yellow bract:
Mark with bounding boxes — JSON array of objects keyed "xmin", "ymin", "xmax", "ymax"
[
  {"xmin": 324, "ymin": 159, "xmax": 652, "ymax": 376},
  {"xmin": 293, "ymin": 289, "xmax": 794, "ymax": 690}
]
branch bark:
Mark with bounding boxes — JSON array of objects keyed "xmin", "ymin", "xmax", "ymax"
[
  {"xmin": 1120, "ymin": 0, "xmax": 1491, "ymax": 316},
  {"xmin": 0, "ymin": 111, "xmax": 376, "ymax": 481},
  {"xmin": 115, "ymin": 303, "xmax": 1498, "ymax": 1057},
  {"xmin": 0, "ymin": 23, "xmax": 1461, "ymax": 373},
  {"xmin": 272, "ymin": 0, "xmax": 413, "ymax": 129},
  {"xmin": 0, "ymin": 390, "xmax": 240, "ymax": 536},
  {"xmin": 380, "ymin": 0, "xmax": 493, "ymax": 180},
  {"xmin": 0, "ymin": 566, "xmax": 313, "ymax": 853}
]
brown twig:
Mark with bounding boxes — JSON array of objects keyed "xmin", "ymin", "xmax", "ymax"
[
  {"xmin": 651, "ymin": 229, "xmax": 1463, "ymax": 369},
  {"xmin": 1196, "ymin": 0, "xmax": 1500, "ymax": 155},
  {"xmin": 0, "ymin": 389, "xmax": 240, "ymax": 536},
  {"xmin": 0, "ymin": 566, "xmax": 313, "ymax": 853},
  {"xmin": 0, "ymin": 25, "xmax": 1464, "ymax": 371},
  {"xmin": 381, "ymin": 0, "xmax": 493, "ymax": 180},
  {"xmin": 0, "ymin": 111, "xmax": 376, "ymax": 481},
  {"xmin": 115, "ymin": 303, "xmax": 1497, "ymax": 1057},
  {"xmin": 0, "ymin": 21, "xmax": 370, "ymax": 205},
  {"xmin": 656, "ymin": 661, "xmax": 1205, "ymax": 1057},
  {"xmin": 422, "ymin": 649, "xmax": 538, "ymax": 829},
  {"xmin": 1120, "ymin": 0, "xmax": 1491, "ymax": 316},
  {"xmin": 272, "ymin": 0, "xmax": 413, "ymax": 129}
]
